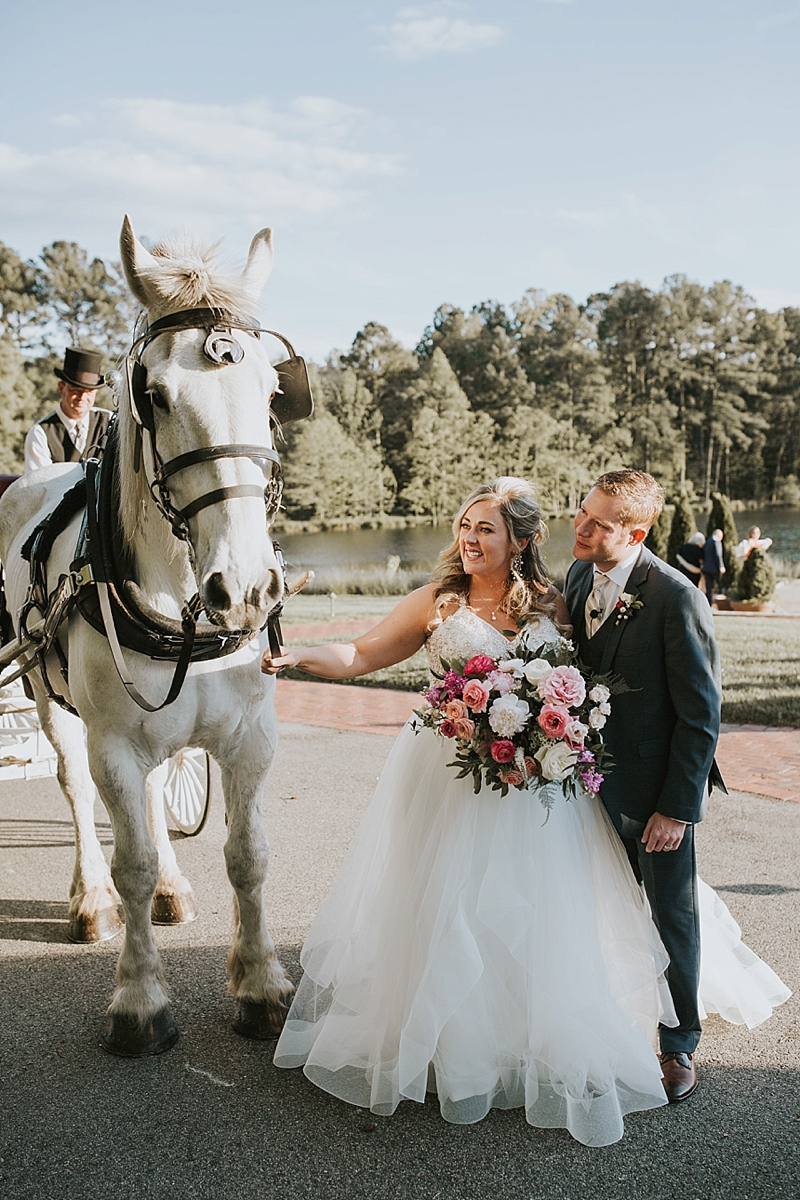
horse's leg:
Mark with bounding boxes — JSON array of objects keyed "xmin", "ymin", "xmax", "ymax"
[
  {"xmin": 219, "ymin": 727, "xmax": 293, "ymax": 1039},
  {"xmin": 146, "ymin": 761, "xmax": 198, "ymax": 925},
  {"xmin": 88, "ymin": 741, "xmax": 179, "ymax": 1057},
  {"xmin": 35, "ymin": 694, "xmax": 123, "ymax": 944}
]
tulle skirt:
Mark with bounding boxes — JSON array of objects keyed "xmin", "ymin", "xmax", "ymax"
[{"xmin": 274, "ymin": 723, "xmax": 789, "ymax": 1146}]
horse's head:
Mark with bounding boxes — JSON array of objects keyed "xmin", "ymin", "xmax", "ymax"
[{"xmin": 119, "ymin": 216, "xmax": 285, "ymax": 632}]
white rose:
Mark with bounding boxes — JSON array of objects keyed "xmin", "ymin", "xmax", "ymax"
[
  {"xmin": 535, "ymin": 741, "xmax": 579, "ymax": 782},
  {"xmin": 589, "ymin": 684, "xmax": 610, "ymax": 705},
  {"xmin": 488, "ymin": 693, "xmax": 531, "ymax": 737},
  {"xmin": 598, "ymin": 701, "xmax": 611, "ymax": 716},
  {"xmin": 588, "ymin": 708, "xmax": 607, "ymax": 730},
  {"xmin": 522, "ymin": 659, "xmax": 553, "ymax": 685},
  {"xmin": 497, "ymin": 658, "xmax": 525, "ymax": 677}
]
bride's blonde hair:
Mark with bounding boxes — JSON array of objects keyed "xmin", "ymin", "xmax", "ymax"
[{"xmin": 431, "ymin": 477, "xmax": 563, "ymax": 629}]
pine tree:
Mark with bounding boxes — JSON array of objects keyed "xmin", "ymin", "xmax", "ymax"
[
  {"xmin": 667, "ymin": 494, "xmax": 697, "ymax": 567},
  {"xmin": 706, "ymin": 493, "xmax": 741, "ymax": 589},
  {"xmin": 645, "ymin": 505, "xmax": 672, "ymax": 560},
  {"xmin": 738, "ymin": 546, "xmax": 776, "ymax": 602}
]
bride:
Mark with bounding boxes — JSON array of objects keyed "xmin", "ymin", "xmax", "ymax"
[{"xmin": 262, "ymin": 477, "xmax": 788, "ymax": 1146}]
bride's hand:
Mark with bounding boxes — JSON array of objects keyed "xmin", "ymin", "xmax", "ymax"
[{"xmin": 261, "ymin": 647, "xmax": 298, "ymax": 675}]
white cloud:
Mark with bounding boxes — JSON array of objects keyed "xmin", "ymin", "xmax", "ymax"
[
  {"xmin": 379, "ymin": 5, "xmax": 504, "ymax": 61},
  {"xmin": 0, "ymin": 96, "xmax": 402, "ymax": 249}
]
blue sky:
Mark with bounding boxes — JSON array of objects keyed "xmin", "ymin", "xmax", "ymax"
[{"xmin": 0, "ymin": 0, "xmax": 798, "ymax": 357}]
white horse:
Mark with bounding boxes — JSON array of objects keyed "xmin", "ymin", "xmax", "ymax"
[{"xmin": 0, "ymin": 218, "xmax": 295, "ymax": 1054}]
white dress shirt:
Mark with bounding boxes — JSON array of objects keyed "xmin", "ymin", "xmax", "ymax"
[
  {"xmin": 24, "ymin": 408, "xmax": 91, "ymax": 473},
  {"xmin": 589, "ymin": 546, "xmax": 643, "ymax": 631}
]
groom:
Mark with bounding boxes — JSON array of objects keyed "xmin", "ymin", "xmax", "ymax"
[{"xmin": 564, "ymin": 470, "xmax": 722, "ymax": 1104}]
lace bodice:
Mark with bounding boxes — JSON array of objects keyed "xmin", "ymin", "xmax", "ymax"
[{"xmin": 425, "ymin": 603, "xmax": 561, "ymax": 677}]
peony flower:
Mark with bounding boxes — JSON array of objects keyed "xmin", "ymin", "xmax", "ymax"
[
  {"xmin": 462, "ymin": 678, "xmax": 491, "ymax": 712},
  {"xmin": 463, "ymin": 654, "xmax": 496, "ymax": 677},
  {"xmin": 439, "ymin": 718, "xmax": 458, "ymax": 738},
  {"xmin": 453, "ymin": 716, "xmax": 476, "ymax": 741},
  {"xmin": 563, "ymin": 719, "xmax": 589, "ymax": 750},
  {"xmin": 535, "ymin": 741, "xmax": 579, "ymax": 782},
  {"xmin": 522, "ymin": 658, "xmax": 553, "ymax": 686},
  {"xmin": 488, "ymin": 694, "xmax": 531, "ymax": 737},
  {"xmin": 487, "ymin": 670, "xmax": 517, "ymax": 695},
  {"xmin": 445, "ymin": 699, "xmax": 468, "ymax": 721},
  {"xmin": 537, "ymin": 704, "xmax": 571, "ymax": 738},
  {"xmin": 589, "ymin": 684, "xmax": 610, "ymax": 705},
  {"xmin": 588, "ymin": 708, "xmax": 607, "ymax": 730},
  {"xmin": 496, "ymin": 658, "xmax": 525, "ymax": 677},
  {"xmin": 499, "ymin": 768, "xmax": 524, "ymax": 787},
  {"xmin": 490, "ymin": 739, "xmax": 516, "ymax": 763},
  {"xmin": 538, "ymin": 665, "xmax": 586, "ymax": 708}
]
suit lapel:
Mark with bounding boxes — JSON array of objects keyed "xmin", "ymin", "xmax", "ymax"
[
  {"xmin": 568, "ymin": 561, "xmax": 595, "ymax": 638},
  {"xmin": 599, "ymin": 547, "xmax": 652, "ymax": 674}
]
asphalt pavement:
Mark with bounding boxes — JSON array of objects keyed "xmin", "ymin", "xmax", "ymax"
[{"xmin": 1, "ymin": 721, "xmax": 798, "ymax": 1200}]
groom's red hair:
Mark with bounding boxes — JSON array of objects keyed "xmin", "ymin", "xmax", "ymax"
[{"xmin": 593, "ymin": 471, "xmax": 664, "ymax": 530}]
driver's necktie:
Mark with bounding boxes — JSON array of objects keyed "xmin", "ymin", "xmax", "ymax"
[{"xmin": 586, "ymin": 574, "xmax": 611, "ymax": 638}]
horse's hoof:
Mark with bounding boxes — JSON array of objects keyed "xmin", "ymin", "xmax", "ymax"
[
  {"xmin": 101, "ymin": 1007, "xmax": 179, "ymax": 1057},
  {"xmin": 67, "ymin": 906, "xmax": 123, "ymax": 944},
  {"xmin": 151, "ymin": 892, "xmax": 198, "ymax": 925},
  {"xmin": 232, "ymin": 998, "xmax": 289, "ymax": 1040}
]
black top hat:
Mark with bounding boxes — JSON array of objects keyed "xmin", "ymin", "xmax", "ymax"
[{"xmin": 54, "ymin": 346, "xmax": 105, "ymax": 390}]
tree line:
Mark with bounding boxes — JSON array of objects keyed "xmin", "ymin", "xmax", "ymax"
[{"xmin": 1, "ymin": 237, "xmax": 799, "ymax": 522}]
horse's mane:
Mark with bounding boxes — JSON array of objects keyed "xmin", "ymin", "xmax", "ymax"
[{"xmin": 117, "ymin": 234, "xmax": 257, "ymax": 553}]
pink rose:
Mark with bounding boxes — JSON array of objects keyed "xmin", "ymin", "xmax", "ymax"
[
  {"xmin": 454, "ymin": 717, "xmax": 475, "ymax": 740},
  {"xmin": 463, "ymin": 654, "xmax": 496, "ymax": 676},
  {"xmin": 563, "ymin": 719, "xmax": 588, "ymax": 750},
  {"xmin": 462, "ymin": 679, "xmax": 491, "ymax": 712},
  {"xmin": 539, "ymin": 665, "xmax": 586, "ymax": 709},
  {"xmin": 488, "ymin": 670, "xmax": 516, "ymax": 695},
  {"xmin": 439, "ymin": 718, "xmax": 458, "ymax": 738},
  {"xmin": 490, "ymin": 739, "xmax": 516, "ymax": 763},
  {"xmin": 537, "ymin": 704, "xmax": 571, "ymax": 738},
  {"xmin": 445, "ymin": 699, "xmax": 468, "ymax": 721},
  {"xmin": 500, "ymin": 768, "xmax": 524, "ymax": 787},
  {"xmin": 524, "ymin": 756, "xmax": 540, "ymax": 778}
]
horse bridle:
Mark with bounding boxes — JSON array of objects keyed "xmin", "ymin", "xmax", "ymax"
[{"xmin": 121, "ymin": 306, "xmax": 311, "ymax": 546}]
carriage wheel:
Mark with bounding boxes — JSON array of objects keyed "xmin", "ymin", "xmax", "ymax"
[{"xmin": 162, "ymin": 748, "xmax": 212, "ymax": 836}]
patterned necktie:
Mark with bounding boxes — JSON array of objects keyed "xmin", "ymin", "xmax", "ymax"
[
  {"xmin": 586, "ymin": 574, "xmax": 611, "ymax": 638},
  {"xmin": 73, "ymin": 420, "xmax": 87, "ymax": 454}
]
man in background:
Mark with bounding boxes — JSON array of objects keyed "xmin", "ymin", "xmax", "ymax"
[
  {"xmin": 24, "ymin": 347, "xmax": 112, "ymax": 472},
  {"xmin": 701, "ymin": 528, "xmax": 726, "ymax": 607}
]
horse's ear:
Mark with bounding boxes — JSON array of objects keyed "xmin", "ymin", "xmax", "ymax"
[
  {"xmin": 119, "ymin": 215, "xmax": 160, "ymax": 307},
  {"xmin": 239, "ymin": 228, "xmax": 274, "ymax": 307}
]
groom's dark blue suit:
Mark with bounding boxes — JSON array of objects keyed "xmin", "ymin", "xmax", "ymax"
[{"xmin": 564, "ymin": 545, "xmax": 722, "ymax": 1053}]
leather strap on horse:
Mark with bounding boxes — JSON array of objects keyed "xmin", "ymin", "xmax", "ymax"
[{"xmin": 85, "ymin": 458, "xmax": 198, "ymax": 712}]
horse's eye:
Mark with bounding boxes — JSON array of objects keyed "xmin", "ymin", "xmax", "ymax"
[{"xmin": 148, "ymin": 387, "xmax": 169, "ymax": 412}]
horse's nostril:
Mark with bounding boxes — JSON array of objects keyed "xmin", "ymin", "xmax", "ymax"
[{"xmin": 203, "ymin": 572, "xmax": 231, "ymax": 613}]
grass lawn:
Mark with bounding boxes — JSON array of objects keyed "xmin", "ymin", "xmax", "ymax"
[{"xmin": 283, "ymin": 601, "xmax": 800, "ymax": 728}]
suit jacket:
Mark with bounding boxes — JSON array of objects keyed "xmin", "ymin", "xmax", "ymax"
[
  {"xmin": 564, "ymin": 546, "xmax": 722, "ymax": 827},
  {"xmin": 702, "ymin": 537, "xmax": 724, "ymax": 574}
]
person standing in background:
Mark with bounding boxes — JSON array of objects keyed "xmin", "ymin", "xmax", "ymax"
[
  {"xmin": 24, "ymin": 347, "xmax": 112, "ymax": 472},
  {"xmin": 701, "ymin": 529, "xmax": 726, "ymax": 607},
  {"xmin": 734, "ymin": 526, "xmax": 773, "ymax": 560},
  {"xmin": 676, "ymin": 532, "xmax": 705, "ymax": 586}
]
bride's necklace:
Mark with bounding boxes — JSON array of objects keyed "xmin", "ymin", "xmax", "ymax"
[{"xmin": 468, "ymin": 589, "xmax": 506, "ymax": 622}]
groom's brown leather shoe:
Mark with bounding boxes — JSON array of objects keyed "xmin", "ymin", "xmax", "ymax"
[{"xmin": 660, "ymin": 1052, "xmax": 698, "ymax": 1103}]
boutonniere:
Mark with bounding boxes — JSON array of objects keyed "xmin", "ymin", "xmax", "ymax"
[{"xmin": 614, "ymin": 592, "xmax": 644, "ymax": 624}]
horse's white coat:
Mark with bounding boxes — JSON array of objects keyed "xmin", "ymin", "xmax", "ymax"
[{"xmin": 0, "ymin": 219, "xmax": 293, "ymax": 1032}]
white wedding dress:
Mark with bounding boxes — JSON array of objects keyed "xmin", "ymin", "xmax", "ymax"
[{"xmin": 274, "ymin": 608, "xmax": 790, "ymax": 1146}]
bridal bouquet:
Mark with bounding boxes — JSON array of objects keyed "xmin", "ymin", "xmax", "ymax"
[{"xmin": 413, "ymin": 637, "xmax": 628, "ymax": 809}]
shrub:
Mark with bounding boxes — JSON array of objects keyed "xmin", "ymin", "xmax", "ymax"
[
  {"xmin": 645, "ymin": 505, "xmax": 672, "ymax": 560},
  {"xmin": 738, "ymin": 546, "xmax": 776, "ymax": 603},
  {"xmin": 706, "ymin": 493, "xmax": 741, "ymax": 591},
  {"xmin": 666, "ymin": 494, "xmax": 697, "ymax": 568}
]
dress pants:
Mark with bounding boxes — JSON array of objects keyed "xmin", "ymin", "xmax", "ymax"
[{"xmin": 618, "ymin": 817, "xmax": 702, "ymax": 1054}]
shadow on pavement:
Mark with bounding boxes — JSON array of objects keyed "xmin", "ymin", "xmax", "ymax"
[{"xmin": 0, "ymin": 945, "xmax": 798, "ymax": 1200}]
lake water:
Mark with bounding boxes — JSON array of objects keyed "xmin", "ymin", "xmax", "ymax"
[{"xmin": 280, "ymin": 506, "xmax": 800, "ymax": 572}]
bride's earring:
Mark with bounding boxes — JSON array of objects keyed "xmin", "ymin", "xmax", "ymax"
[{"xmin": 511, "ymin": 552, "xmax": 524, "ymax": 580}]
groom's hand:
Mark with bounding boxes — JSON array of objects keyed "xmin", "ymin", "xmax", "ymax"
[{"xmin": 642, "ymin": 812, "xmax": 688, "ymax": 853}]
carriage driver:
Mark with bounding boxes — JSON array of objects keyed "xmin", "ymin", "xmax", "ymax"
[{"xmin": 24, "ymin": 346, "xmax": 112, "ymax": 473}]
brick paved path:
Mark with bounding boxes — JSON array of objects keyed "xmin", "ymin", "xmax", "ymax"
[
  {"xmin": 275, "ymin": 679, "xmax": 800, "ymax": 805},
  {"xmin": 277, "ymin": 616, "xmax": 800, "ymax": 803}
]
